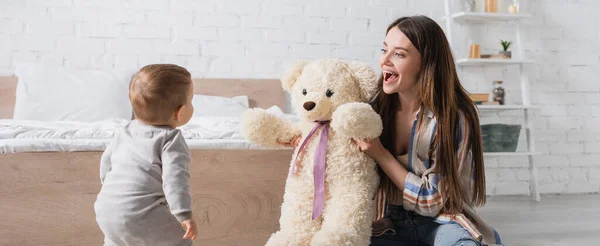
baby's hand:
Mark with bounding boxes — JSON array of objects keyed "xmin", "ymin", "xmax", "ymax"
[{"xmin": 181, "ymin": 218, "xmax": 197, "ymax": 240}]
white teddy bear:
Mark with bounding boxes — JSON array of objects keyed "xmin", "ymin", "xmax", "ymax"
[{"xmin": 241, "ymin": 59, "xmax": 382, "ymax": 246}]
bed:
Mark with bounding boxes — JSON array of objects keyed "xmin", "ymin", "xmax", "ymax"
[{"xmin": 0, "ymin": 75, "xmax": 295, "ymax": 246}]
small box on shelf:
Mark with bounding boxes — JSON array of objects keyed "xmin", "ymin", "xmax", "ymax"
[
  {"xmin": 469, "ymin": 93, "xmax": 490, "ymax": 103},
  {"xmin": 480, "ymin": 54, "xmax": 511, "ymax": 59},
  {"xmin": 478, "ymin": 101, "xmax": 500, "ymax": 106}
]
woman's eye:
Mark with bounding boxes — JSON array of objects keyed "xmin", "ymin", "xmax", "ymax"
[
  {"xmin": 394, "ymin": 52, "xmax": 404, "ymax": 58},
  {"xmin": 302, "ymin": 89, "xmax": 307, "ymax": 95},
  {"xmin": 380, "ymin": 48, "xmax": 387, "ymax": 54},
  {"xmin": 326, "ymin": 89, "xmax": 334, "ymax": 97}
]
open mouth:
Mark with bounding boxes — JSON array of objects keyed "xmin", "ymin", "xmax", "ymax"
[{"xmin": 383, "ymin": 70, "xmax": 399, "ymax": 83}]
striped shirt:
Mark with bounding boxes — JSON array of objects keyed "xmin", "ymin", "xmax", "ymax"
[{"xmin": 373, "ymin": 107, "xmax": 503, "ymax": 246}]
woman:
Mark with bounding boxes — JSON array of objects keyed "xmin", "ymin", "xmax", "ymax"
[{"xmin": 352, "ymin": 16, "xmax": 503, "ymax": 246}]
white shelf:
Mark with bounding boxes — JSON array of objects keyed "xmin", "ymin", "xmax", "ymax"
[
  {"xmin": 477, "ymin": 105, "xmax": 539, "ymax": 110},
  {"xmin": 484, "ymin": 152, "xmax": 541, "ymax": 157},
  {"xmin": 443, "ymin": 0, "xmax": 541, "ymax": 201},
  {"xmin": 456, "ymin": 58, "xmax": 534, "ymax": 66},
  {"xmin": 451, "ymin": 12, "xmax": 532, "ymax": 23}
]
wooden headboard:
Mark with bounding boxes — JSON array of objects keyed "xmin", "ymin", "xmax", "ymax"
[{"xmin": 0, "ymin": 76, "xmax": 286, "ymax": 119}]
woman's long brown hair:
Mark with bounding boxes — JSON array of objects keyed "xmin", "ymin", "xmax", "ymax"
[{"xmin": 373, "ymin": 16, "xmax": 486, "ymax": 214}]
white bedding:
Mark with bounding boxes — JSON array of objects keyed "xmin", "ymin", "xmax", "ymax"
[{"xmin": 0, "ymin": 109, "xmax": 297, "ymax": 153}]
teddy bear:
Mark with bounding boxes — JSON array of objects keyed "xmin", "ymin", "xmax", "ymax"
[{"xmin": 240, "ymin": 59, "xmax": 383, "ymax": 246}]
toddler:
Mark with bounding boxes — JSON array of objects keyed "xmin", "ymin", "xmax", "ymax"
[{"xmin": 94, "ymin": 64, "xmax": 197, "ymax": 246}]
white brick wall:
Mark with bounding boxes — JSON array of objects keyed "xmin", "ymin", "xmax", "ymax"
[{"xmin": 0, "ymin": 0, "xmax": 599, "ymax": 196}]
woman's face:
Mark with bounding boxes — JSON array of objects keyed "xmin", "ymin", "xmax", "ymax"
[{"xmin": 379, "ymin": 26, "xmax": 422, "ymax": 95}]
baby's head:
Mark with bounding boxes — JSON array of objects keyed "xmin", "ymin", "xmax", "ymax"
[{"xmin": 129, "ymin": 64, "xmax": 194, "ymax": 128}]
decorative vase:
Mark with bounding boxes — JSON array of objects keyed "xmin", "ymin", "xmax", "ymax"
[
  {"xmin": 485, "ymin": 0, "xmax": 498, "ymax": 13},
  {"xmin": 469, "ymin": 44, "xmax": 481, "ymax": 58},
  {"xmin": 499, "ymin": 50, "xmax": 512, "ymax": 58}
]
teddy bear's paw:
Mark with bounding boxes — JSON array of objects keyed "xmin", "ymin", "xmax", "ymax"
[
  {"xmin": 310, "ymin": 229, "xmax": 368, "ymax": 246},
  {"xmin": 240, "ymin": 108, "xmax": 297, "ymax": 147},
  {"xmin": 331, "ymin": 102, "xmax": 383, "ymax": 140},
  {"xmin": 240, "ymin": 108, "xmax": 270, "ymax": 144},
  {"xmin": 266, "ymin": 231, "xmax": 311, "ymax": 246},
  {"xmin": 265, "ymin": 231, "xmax": 290, "ymax": 246}
]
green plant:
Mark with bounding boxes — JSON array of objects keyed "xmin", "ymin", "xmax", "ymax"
[{"xmin": 500, "ymin": 40, "xmax": 512, "ymax": 51}]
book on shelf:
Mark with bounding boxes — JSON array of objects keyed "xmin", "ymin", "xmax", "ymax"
[
  {"xmin": 476, "ymin": 101, "xmax": 500, "ymax": 105},
  {"xmin": 469, "ymin": 93, "xmax": 490, "ymax": 104}
]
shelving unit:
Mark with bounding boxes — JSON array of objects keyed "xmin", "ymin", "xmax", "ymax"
[
  {"xmin": 456, "ymin": 58, "xmax": 534, "ymax": 66},
  {"xmin": 484, "ymin": 152, "xmax": 541, "ymax": 157},
  {"xmin": 450, "ymin": 11, "xmax": 532, "ymax": 22},
  {"xmin": 477, "ymin": 105, "xmax": 539, "ymax": 110},
  {"xmin": 443, "ymin": 0, "xmax": 541, "ymax": 201}
]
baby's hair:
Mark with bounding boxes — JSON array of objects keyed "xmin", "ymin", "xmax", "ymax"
[{"xmin": 129, "ymin": 64, "xmax": 192, "ymax": 123}]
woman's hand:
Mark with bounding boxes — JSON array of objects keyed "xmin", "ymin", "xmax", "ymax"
[
  {"xmin": 353, "ymin": 137, "xmax": 386, "ymax": 160},
  {"xmin": 355, "ymin": 137, "xmax": 409, "ymax": 190},
  {"xmin": 277, "ymin": 135, "xmax": 302, "ymax": 148}
]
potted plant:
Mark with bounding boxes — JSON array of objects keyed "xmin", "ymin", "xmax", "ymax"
[{"xmin": 500, "ymin": 40, "xmax": 512, "ymax": 58}]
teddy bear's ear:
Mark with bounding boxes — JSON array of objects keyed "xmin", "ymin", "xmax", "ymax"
[
  {"xmin": 347, "ymin": 61, "xmax": 380, "ymax": 102},
  {"xmin": 281, "ymin": 60, "xmax": 308, "ymax": 92}
]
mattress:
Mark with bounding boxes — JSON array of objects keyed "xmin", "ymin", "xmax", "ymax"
[{"xmin": 0, "ymin": 112, "xmax": 297, "ymax": 153}]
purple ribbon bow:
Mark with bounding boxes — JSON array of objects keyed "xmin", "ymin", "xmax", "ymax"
[{"xmin": 289, "ymin": 121, "xmax": 330, "ymax": 220}]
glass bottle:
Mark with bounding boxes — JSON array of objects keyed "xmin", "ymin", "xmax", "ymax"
[
  {"xmin": 509, "ymin": 0, "xmax": 519, "ymax": 13},
  {"xmin": 462, "ymin": 0, "xmax": 475, "ymax": 12},
  {"xmin": 492, "ymin": 81, "xmax": 505, "ymax": 105}
]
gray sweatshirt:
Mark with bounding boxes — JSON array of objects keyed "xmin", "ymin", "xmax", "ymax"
[{"xmin": 97, "ymin": 120, "xmax": 192, "ymax": 222}]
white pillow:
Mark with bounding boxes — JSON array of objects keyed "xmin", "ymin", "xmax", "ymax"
[
  {"xmin": 191, "ymin": 94, "xmax": 249, "ymax": 117},
  {"xmin": 13, "ymin": 63, "xmax": 133, "ymax": 122},
  {"xmin": 265, "ymin": 105, "xmax": 285, "ymax": 115},
  {"xmin": 265, "ymin": 105, "xmax": 300, "ymax": 122}
]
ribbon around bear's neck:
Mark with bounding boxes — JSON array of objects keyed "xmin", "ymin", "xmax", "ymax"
[{"xmin": 289, "ymin": 121, "xmax": 330, "ymax": 220}]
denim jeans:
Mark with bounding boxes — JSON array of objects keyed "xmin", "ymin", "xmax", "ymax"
[{"xmin": 370, "ymin": 205, "xmax": 481, "ymax": 246}]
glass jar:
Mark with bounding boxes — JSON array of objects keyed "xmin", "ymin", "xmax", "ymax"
[
  {"xmin": 462, "ymin": 0, "xmax": 476, "ymax": 12},
  {"xmin": 508, "ymin": 0, "xmax": 519, "ymax": 13},
  {"xmin": 492, "ymin": 81, "xmax": 505, "ymax": 105}
]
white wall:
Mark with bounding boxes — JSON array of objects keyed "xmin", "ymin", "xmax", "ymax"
[{"xmin": 1, "ymin": 0, "xmax": 599, "ymax": 196}]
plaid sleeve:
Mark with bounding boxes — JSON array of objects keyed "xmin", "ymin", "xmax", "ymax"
[{"xmin": 402, "ymin": 113, "xmax": 471, "ymax": 217}]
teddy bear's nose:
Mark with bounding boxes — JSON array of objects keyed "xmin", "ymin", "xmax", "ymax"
[{"xmin": 303, "ymin": 101, "xmax": 316, "ymax": 111}]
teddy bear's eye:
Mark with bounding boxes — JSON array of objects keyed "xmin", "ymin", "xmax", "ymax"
[
  {"xmin": 302, "ymin": 89, "xmax": 307, "ymax": 95},
  {"xmin": 326, "ymin": 89, "xmax": 334, "ymax": 97}
]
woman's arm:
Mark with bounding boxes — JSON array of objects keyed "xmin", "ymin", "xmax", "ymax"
[
  {"xmin": 401, "ymin": 148, "xmax": 445, "ymax": 217},
  {"xmin": 355, "ymin": 115, "xmax": 471, "ymax": 217},
  {"xmin": 354, "ymin": 137, "xmax": 444, "ymax": 217},
  {"xmin": 354, "ymin": 138, "xmax": 409, "ymax": 190}
]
